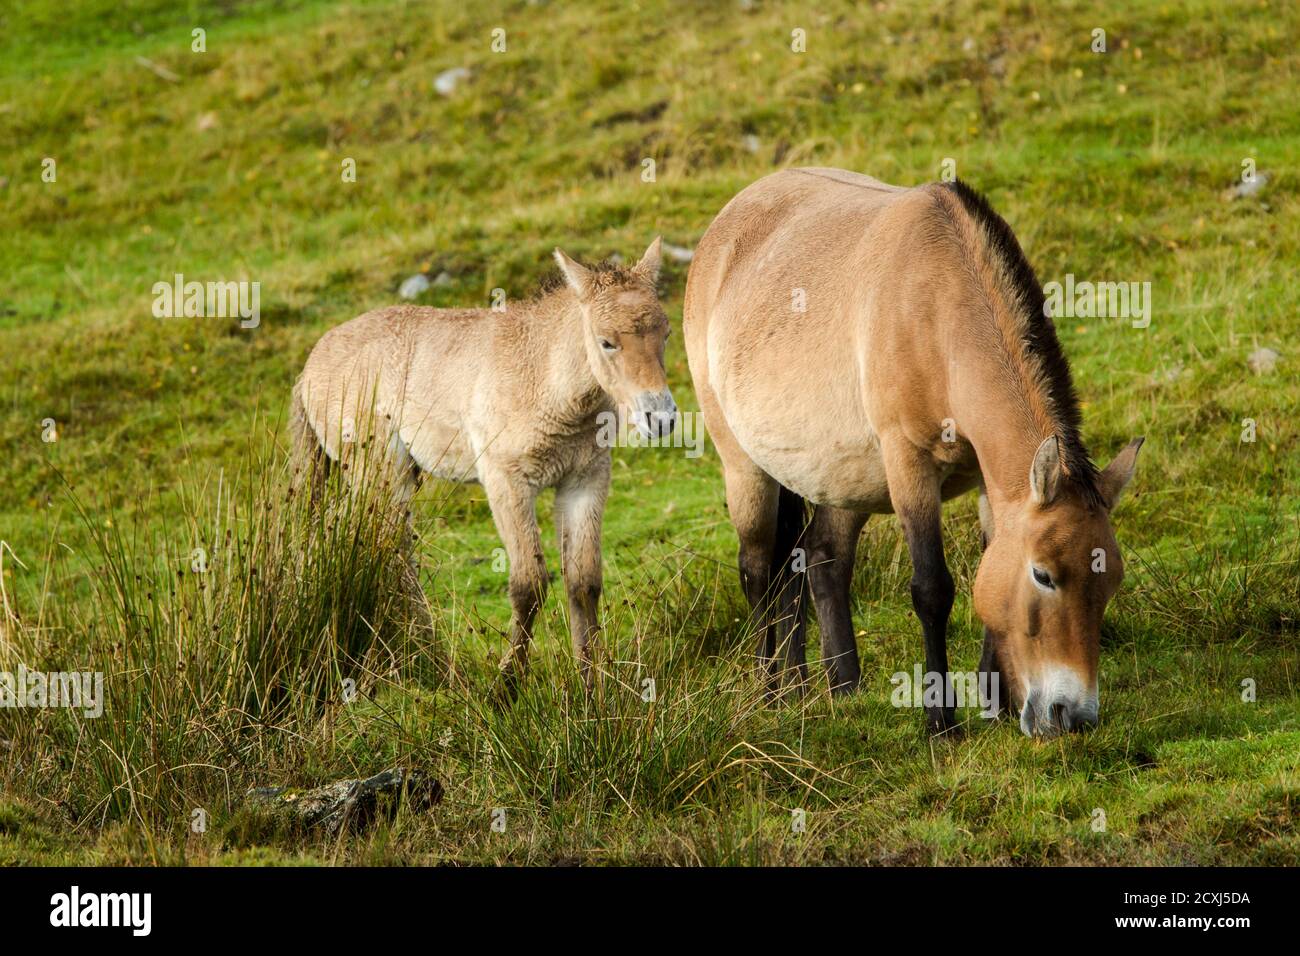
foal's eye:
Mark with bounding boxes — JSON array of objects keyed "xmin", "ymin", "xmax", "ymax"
[
  {"xmin": 600, "ymin": 339, "xmax": 618, "ymax": 353},
  {"xmin": 1031, "ymin": 566, "xmax": 1055, "ymax": 590}
]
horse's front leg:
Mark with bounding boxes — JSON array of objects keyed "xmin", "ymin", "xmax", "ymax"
[
  {"xmin": 555, "ymin": 456, "xmax": 610, "ymax": 694},
  {"xmin": 976, "ymin": 486, "xmax": 1013, "ymax": 719},
  {"xmin": 883, "ymin": 440, "xmax": 957, "ymax": 735},
  {"xmin": 482, "ymin": 467, "xmax": 547, "ymax": 700}
]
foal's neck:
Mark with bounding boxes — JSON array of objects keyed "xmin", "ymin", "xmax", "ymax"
[{"xmin": 530, "ymin": 287, "xmax": 609, "ymax": 425}]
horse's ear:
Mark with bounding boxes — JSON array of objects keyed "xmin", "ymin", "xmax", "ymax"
[
  {"xmin": 554, "ymin": 248, "xmax": 594, "ymax": 300},
  {"xmin": 632, "ymin": 236, "xmax": 662, "ymax": 286},
  {"xmin": 1029, "ymin": 435, "xmax": 1061, "ymax": 506},
  {"xmin": 1099, "ymin": 437, "xmax": 1143, "ymax": 510}
]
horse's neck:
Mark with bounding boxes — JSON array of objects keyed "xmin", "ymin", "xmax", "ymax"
[
  {"xmin": 527, "ymin": 289, "xmax": 608, "ymax": 424},
  {"xmin": 948, "ymin": 317, "xmax": 1049, "ymax": 514}
]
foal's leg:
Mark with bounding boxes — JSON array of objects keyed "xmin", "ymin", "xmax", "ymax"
[
  {"xmin": 555, "ymin": 457, "xmax": 610, "ymax": 693},
  {"xmin": 806, "ymin": 505, "xmax": 868, "ymax": 694},
  {"xmin": 482, "ymin": 469, "xmax": 547, "ymax": 698},
  {"xmin": 882, "ymin": 439, "xmax": 957, "ymax": 734}
]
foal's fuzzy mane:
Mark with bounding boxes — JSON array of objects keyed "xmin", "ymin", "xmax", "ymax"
[
  {"xmin": 536, "ymin": 258, "xmax": 644, "ymax": 299},
  {"xmin": 939, "ymin": 179, "xmax": 1103, "ymax": 507}
]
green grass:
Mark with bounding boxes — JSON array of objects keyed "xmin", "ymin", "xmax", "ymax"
[{"xmin": 0, "ymin": 0, "xmax": 1296, "ymax": 864}]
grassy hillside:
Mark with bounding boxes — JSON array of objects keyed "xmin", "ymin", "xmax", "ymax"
[{"xmin": 0, "ymin": 0, "xmax": 1296, "ymax": 864}]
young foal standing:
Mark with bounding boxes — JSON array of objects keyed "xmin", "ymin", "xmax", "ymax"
[
  {"xmin": 292, "ymin": 239, "xmax": 676, "ymax": 693},
  {"xmin": 684, "ymin": 169, "xmax": 1142, "ymax": 736}
]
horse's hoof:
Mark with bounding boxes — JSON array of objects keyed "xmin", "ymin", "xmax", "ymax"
[{"xmin": 926, "ymin": 708, "xmax": 962, "ymax": 738}]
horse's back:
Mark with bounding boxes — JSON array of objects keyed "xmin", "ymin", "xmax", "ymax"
[{"xmin": 684, "ymin": 169, "xmax": 955, "ymax": 511}]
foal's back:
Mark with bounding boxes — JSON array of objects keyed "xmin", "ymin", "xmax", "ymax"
[{"xmin": 296, "ymin": 304, "xmax": 497, "ymax": 481}]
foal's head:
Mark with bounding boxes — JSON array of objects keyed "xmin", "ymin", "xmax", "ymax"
[
  {"xmin": 973, "ymin": 436, "xmax": 1143, "ymax": 737},
  {"xmin": 554, "ymin": 238, "xmax": 677, "ymax": 439}
]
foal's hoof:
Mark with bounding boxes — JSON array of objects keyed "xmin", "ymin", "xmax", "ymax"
[{"xmin": 492, "ymin": 668, "xmax": 524, "ymax": 709}]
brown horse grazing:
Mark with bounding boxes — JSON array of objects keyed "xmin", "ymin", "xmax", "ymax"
[
  {"xmin": 684, "ymin": 168, "xmax": 1142, "ymax": 737},
  {"xmin": 292, "ymin": 239, "xmax": 675, "ymax": 694}
]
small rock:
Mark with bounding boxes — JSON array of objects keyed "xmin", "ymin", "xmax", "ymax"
[
  {"xmin": 662, "ymin": 242, "xmax": 694, "ymax": 263},
  {"xmin": 434, "ymin": 67, "xmax": 471, "ymax": 97},
  {"xmin": 399, "ymin": 273, "xmax": 431, "ymax": 299},
  {"xmin": 246, "ymin": 768, "xmax": 443, "ymax": 834},
  {"xmin": 741, "ymin": 134, "xmax": 761, "ymax": 154},
  {"xmin": 196, "ymin": 111, "xmax": 218, "ymax": 131},
  {"xmin": 607, "ymin": 252, "xmax": 625, "ymax": 265},
  {"xmin": 962, "ymin": 36, "xmax": 976, "ymax": 53},
  {"xmin": 1224, "ymin": 172, "xmax": 1269, "ymax": 201},
  {"xmin": 432, "ymin": 270, "xmax": 453, "ymax": 287},
  {"xmin": 1247, "ymin": 347, "xmax": 1279, "ymax": 375}
]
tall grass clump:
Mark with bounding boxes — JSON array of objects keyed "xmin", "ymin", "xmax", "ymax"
[
  {"xmin": 0, "ymin": 425, "xmax": 437, "ymax": 828},
  {"xmin": 444, "ymin": 555, "xmax": 844, "ymax": 817}
]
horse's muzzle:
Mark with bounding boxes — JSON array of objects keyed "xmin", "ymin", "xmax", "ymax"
[
  {"xmin": 1020, "ymin": 693, "xmax": 1098, "ymax": 737},
  {"xmin": 634, "ymin": 389, "xmax": 677, "ymax": 439}
]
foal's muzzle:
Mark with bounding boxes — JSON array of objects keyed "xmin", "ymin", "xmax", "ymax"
[{"xmin": 633, "ymin": 389, "xmax": 677, "ymax": 439}]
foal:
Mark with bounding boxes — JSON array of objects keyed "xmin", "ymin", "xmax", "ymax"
[
  {"xmin": 292, "ymin": 239, "xmax": 676, "ymax": 692},
  {"xmin": 684, "ymin": 169, "xmax": 1141, "ymax": 736}
]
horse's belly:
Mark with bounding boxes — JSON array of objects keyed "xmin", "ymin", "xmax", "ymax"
[
  {"xmin": 403, "ymin": 420, "xmax": 479, "ymax": 483},
  {"xmin": 729, "ymin": 411, "xmax": 893, "ymax": 513}
]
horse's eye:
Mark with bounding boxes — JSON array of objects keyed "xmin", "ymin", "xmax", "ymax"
[{"xmin": 1031, "ymin": 566, "xmax": 1055, "ymax": 590}]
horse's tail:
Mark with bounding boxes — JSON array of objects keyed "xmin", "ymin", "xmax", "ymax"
[{"xmin": 770, "ymin": 484, "xmax": 810, "ymax": 665}]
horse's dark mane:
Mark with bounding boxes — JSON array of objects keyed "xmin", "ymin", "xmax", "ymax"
[{"xmin": 941, "ymin": 179, "xmax": 1103, "ymax": 507}]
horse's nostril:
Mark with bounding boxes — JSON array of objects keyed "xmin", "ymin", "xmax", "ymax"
[{"xmin": 1049, "ymin": 701, "xmax": 1068, "ymax": 730}]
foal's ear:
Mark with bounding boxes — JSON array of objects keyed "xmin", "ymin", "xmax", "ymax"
[
  {"xmin": 1029, "ymin": 435, "xmax": 1061, "ymax": 506},
  {"xmin": 1099, "ymin": 437, "xmax": 1144, "ymax": 510},
  {"xmin": 631, "ymin": 236, "xmax": 662, "ymax": 286},
  {"xmin": 554, "ymin": 248, "xmax": 595, "ymax": 300}
]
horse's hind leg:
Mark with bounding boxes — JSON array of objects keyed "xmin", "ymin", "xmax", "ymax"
[
  {"xmin": 555, "ymin": 457, "xmax": 610, "ymax": 694},
  {"xmin": 701, "ymin": 387, "xmax": 808, "ymax": 697},
  {"xmin": 806, "ymin": 505, "xmax": 867, "ymax": 694},
  {"xmin": 482, "ymin": 468, "xmax": 547, "ymax": 699},
  {"xmin": 771, "ymin": 485, "xmax": 810, "ymax": 690}
]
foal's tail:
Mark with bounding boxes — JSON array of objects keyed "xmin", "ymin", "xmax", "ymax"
[{"xmin": 289, "ymin": 378, "xmax": 330, "ymax": 501}]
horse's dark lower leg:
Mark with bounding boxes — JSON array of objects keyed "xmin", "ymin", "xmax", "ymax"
[
  {"xmin": 770, "ymin": 485, "xmax": 809, "ymax": 692},
  {"xmin": 905, "ymin": 516, "xmax": 956, "ymax": 733},
  {"xmin": 738, "ymin": 537, "xmax": 778, "ymax": 687},
  {"xmin": 885, "ymin": 442, "xmax": 956, "ymax": 734},
  {"xmin": 977, "ymin": 629, "xmax": 1012, "ymax": 717},
  {"xmin": 974, "ymin": 508, "xmax": 1010, "ymax": 718},
  {"xmin": 807, "ymin": 506, "xmax": 866, "ymax": 694}
]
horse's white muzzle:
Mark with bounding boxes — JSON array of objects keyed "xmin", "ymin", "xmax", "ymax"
[{"xmin": 1019, "ymin": 667, "xmax": 1098, "ymax": 737}]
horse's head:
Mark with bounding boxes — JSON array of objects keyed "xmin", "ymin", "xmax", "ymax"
[
  {"xmin": 554, "ymin": 237, "xmax": 676, "ymax": 439},
  {"xmin": 973, "ymin": 436, "xmax": 1142, "ymax": 737}
]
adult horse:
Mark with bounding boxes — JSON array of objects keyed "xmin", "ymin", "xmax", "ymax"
[{"xmin": 684, "ymin": 169, "xmax": 1141, "ymax": 736}]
